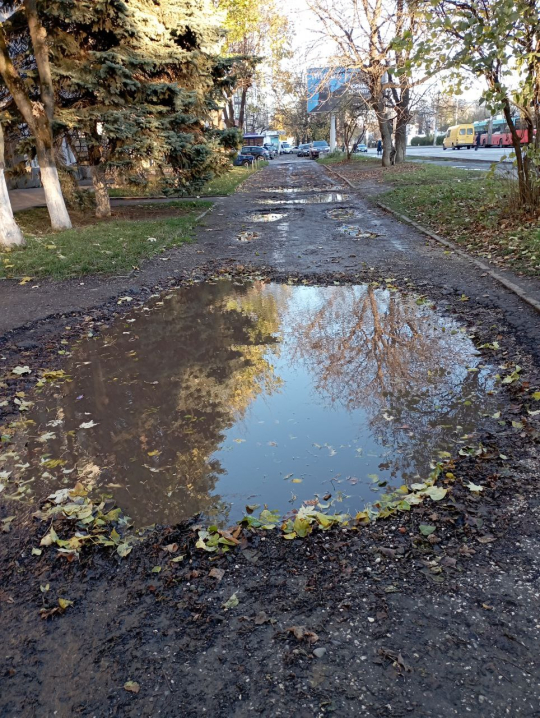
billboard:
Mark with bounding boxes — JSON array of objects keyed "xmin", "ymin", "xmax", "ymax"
[{"xmin": 307, "ymin": 68, "xmax": 368, "ymax": 113}]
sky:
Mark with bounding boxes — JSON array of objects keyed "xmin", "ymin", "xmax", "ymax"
[{"xmin": 285, "ymin": 0, "xmax": 486, "ymax": 103}]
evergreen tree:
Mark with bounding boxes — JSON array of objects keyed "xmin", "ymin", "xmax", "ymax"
[{"xmin": 42, "ymin": 0, "xmax": 239, "ymax": 216}]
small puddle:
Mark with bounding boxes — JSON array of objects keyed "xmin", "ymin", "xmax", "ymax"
[
  {"xmin": 260, "ymin": 186, "xmax": 344, "ymax": 194},
  {"xmin": 326, "ymin": 207, "xmax": 364, "ymax": 220},
  {"xmin": 338, "ymin": 225, "xmax": 379, "ymax": 238},
  {"xmin": 2, "ymin": 282, "xmax": 502, "ymax": 527},
  {"xmin": 237, "ymin": 231, "xmax": 260, "ymax": 242},
  {"xmin": 248, "ymin": 212, "xmax": 288, "ymax": 222},
  {"xmin": 258, "ymin": 193, "xmax": 350, "ymax": 205}
]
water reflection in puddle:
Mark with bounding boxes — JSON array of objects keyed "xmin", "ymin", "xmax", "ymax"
[
  {"xmin": 258, "ymin": 193, "xmax": 350, "ymax": 205},
  {"xmin": 248, "ymin": 212, "xmax": 288, "ymax": 222},
  {"xmin": 338, "ymin": 225, "xmax": 378, "ymax": 238},
  {"xmin": 3, "ymin": 282, "xmax": 501, "ymax": 527},
  {"xmin": 260, "ymin": 186, "xmax": 345, "ymax": 194},
  {"xmin": 327, "ymin": 207, "xmax": 364, "ymax": 220}
]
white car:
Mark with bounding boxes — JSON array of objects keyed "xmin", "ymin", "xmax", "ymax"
[{"xmin": 281, "ymin": 143, "xmax": 293, "ymax": 154}]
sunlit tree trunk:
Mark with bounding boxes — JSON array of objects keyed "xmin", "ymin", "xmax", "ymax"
[
  {"xmin": 0, "ymin": 123, "xmax": 25, "ymax": 248},
  {"xmin": 0, "ymin": 6, "xmax": 72, "ymax": 231}
]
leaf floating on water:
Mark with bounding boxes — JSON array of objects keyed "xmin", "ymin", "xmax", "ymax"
[
  {"xmin": 291, "ymin": 478, "xmax": 303, "ymax": 484},
  {"xmin": 233, "ymin": 438, "xmax": 246, "ymax": 444}
]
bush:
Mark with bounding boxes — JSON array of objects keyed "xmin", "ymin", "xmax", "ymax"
[{"xmin": 410, "ymin": 135, "xmax": 445, "ymax": 146}]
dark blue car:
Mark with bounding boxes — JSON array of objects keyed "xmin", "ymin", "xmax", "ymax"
[{"xmin": 233, "ymin": 151, "xmax": 255, "ymax": 167}]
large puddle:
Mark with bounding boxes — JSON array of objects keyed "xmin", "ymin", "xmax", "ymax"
[{"xmin": 2, "ymin": 282, "xmax": 501, "ymax": 527}]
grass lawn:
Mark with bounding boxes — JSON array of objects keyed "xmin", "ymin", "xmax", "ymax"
[
  {"xmin": 198, "ymin": 162, "xmax": 268, "ymax": 196},
  {"xmin": 381, "ymin": 164, "xmax": 540, "ymax": 276},
  {"xmin": 318, "ymin": 152, "xmax": 379, "ymax": 166},
  {"xmin": 1, "ymin": 201, "xmax": 211, "ymax": 281},
  {"xmin": 107, "ymin": 162, "xmax": 268, "ymax": 199}
]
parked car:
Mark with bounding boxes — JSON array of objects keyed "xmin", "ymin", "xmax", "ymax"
[
  {"xmin": 281, "ymin": 142, "xmax": 293, "ymax": 154},
  {"xmin": 263, "ymin": 143, "xmax": 276, "ymax": 159},
  {"xmin": 241, "ymin": 146, "xmax": 270, "ymax": 160},
  {"xmin": 297, "ymin": 143, "xmax": 311, "ymax": 157},
  {"xmin": 309, "ymin": 144, "xmax": 321, "ymax": 159},
  {"xmin": 233, "ymin": 151, "xmax": 255, "ymax": 167},
  {"xmin": 354, "ymin": 144, "xmax": 368, "ymax": 153},
  {"xmin": 312, "ymin": 140, "xmax": 330, "ymax": 155}
]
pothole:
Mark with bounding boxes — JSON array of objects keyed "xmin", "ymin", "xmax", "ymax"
[
  {"xmin": 237, "ymin": 231, "xmax": 260, "ymax": 242},
  {"xmin": 247, "ymin": 212, "xmax": 288, "ymax": 222},
  {"xmin": 338, "ymin": 225, "xmax": 379, "ymax": 238},
  {"xmin": 326, "ymin": 207, "xmax": 364, "ymax": 220},
  {"xmin": 258, "ymin": 193, "xmax": 350, "ymax": 205},
  {"xmin": 2, "ymin": 281, "xmax": 502, "ymax": 528}
]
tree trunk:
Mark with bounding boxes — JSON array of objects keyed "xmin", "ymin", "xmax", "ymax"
[
  {"xmin": 380, "ymin": 112, "xmax": 394, "ymax": 168},
  {"xmin": 35, "ymin": 135, "xmax": 72, "ymax": 230},
  {"xmin": 24, "ymin": 0, "xmax": 55, "ymax": 123},
  {"xmin": 0, "ymin": 124, "xmax": 25, "ymax": 248},
  {"xmin": 91, "ymin": 164, "xmax": 111, "ymax": 218},
  {"xmin": 394, "ymin": 119, "xmax": 407, "ymax": 163},
  {"xmin": 501, "ymin": 99, "xmax": 532, "ymax": 206},
  {"xmin": 0, "ymin": 22, "xmax": 72, "ymax": 230},
  {"xmin": 239, "ymin": 88, "xmax": 248, "ymax": 131}
]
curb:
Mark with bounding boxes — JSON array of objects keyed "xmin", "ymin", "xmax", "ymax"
[
  {"xmin": 377, "ymin": 201, "xmax": 540, "ymax": 316},
  {"xmin": 406, "ymin": 154, "xmax": 512, "ymax": 165},
  {"xmin": 195, "ymin": 206, "xmax": 214, "ymax": 222},
  {"xmin": 321, "ymin": 164, "xmax": 540, "ymax": 316}
]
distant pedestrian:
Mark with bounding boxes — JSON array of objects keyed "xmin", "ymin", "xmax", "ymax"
[
  {"xmin": 376, "ymin": 139, "xmax": 382, "ymax": 156},
  {"xmin": 475, "ymin": 132, "xmax": 481, "ymax": 151}
]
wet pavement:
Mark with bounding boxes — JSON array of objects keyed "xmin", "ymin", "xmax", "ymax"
[
  {"xmin": 3, "ymin": 281, "xmax": 500, "ymax": 526},
  {"xmin": 2, "ymin": 158, "xmax": 540, "ymax": 718},
  {"xmin": 1, "ymin": 157, "xmax": 540, "ymax": 355}
]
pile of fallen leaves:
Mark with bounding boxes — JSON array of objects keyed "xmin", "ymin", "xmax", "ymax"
[{"xmin": 34, "ymin": 482, "xmax": 136, "ymax": 560}]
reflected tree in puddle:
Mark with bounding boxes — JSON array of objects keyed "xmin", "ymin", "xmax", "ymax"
[
  {"xmin": 3, "ymin": 281, "xmax": 500, "ymax": 526},
  {"xmin": 288, "ymin": 285, "xmax": 495, "ymax": 483},
  {"xmin": 16, "ymin": 282, "xmax": 286, "ymax": 525}
]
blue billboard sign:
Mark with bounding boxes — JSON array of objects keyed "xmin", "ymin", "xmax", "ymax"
[{"xmin": 307, "ymin": 67, "xmax": 367, "ymax": 113}]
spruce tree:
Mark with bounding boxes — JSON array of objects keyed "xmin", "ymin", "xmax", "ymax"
[{"xmin": 42, "ymin": 0, "xmax": 238, "ymax": 216}]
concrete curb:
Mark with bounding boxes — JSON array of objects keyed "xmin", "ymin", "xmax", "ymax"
[
  {"xmin": 377, "ymin": 201, "xmax": 540, "ymax": 315},
  {"xmin": 406, "ymin": 153, "xmax": 512, "ymax": 165},
  {"xmin": 195, "ymin": 205, "xmax": 214, "ymax": 222},
  {"xmin": 322, "ymin": 164, "xmax": 540, "ymax": 316}
]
